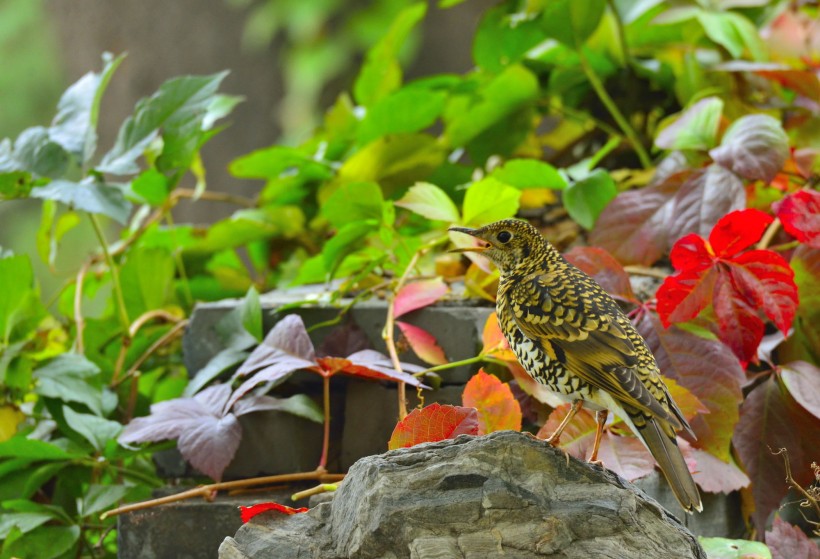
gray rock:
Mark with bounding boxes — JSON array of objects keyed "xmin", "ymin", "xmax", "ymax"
[{"xmin": 219, "ymin": 431, "xmax": 706, "ymax": 559}]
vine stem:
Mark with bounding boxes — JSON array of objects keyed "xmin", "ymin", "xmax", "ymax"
[
  {"xmin": 111, "ymin": 320, "xmax": 188, "ymax": 389},
  {"xmin": 756, "ymin": 218, "xmax": 781, "ymax": 250},
  {"xmin": 318, "ymin": 375, "xmax": 331, "ymax": 471},
  {"xmin": 100, "ymin": 470, "xmax": 345, "ymax": 519},
  {"xmin": 88, "ymin": 214, "xmax": 130, "ymax": 332},
  {"xmin": 73, "ymin": 260, "xmax": 92, "ymax": 355},
  {"xmin": 578, "ymin": 51, "xmax": 652, "ymax": 169},
  {"xmin": 291, "ymin": 483, "xmax": 338, "ymax": 502}
]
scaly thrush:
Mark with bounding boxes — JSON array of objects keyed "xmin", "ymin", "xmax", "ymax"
[{"xmin": 450, "ymin": 219, "xmax": 702, "ymax": 513}]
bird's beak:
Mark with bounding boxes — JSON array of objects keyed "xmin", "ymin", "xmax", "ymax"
[{"xmin": 448, "ymin": 226, "xmax": 489, "ymax": 253}]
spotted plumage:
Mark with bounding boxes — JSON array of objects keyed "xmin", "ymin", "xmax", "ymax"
[{"xmin": 450, "ymin": 219, "xmax": 702, "ymax": 513}]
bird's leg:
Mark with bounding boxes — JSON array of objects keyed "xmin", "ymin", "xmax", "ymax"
[
  {"xmin": 588, "ymin": 409, "xmax": 608, "ymax": 465},
  {"xmin": 544, "ymin": 400, "xmax": 584, "ymax": 446}
]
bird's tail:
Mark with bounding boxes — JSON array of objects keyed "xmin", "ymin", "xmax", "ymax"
[{"xmin": 636, "ymin": 415, "xmax": 702, "ymax": 513}]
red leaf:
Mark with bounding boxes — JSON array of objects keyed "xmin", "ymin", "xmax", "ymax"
[
  {"xmin": 686, "ymin": 447, "xmax": 750, "ymax": 494},
  {"xmin": 461, "ymin": 370, "xmax": 522, "ymax": 434},
  {"xmin": 563, "ymin": 246, "xmax": 636, "ymax": 301},
  {"xmin": 657, "ymin": 266, "xmax": 718, "ymax": 327},
  {"xmin": 240, "ymin": 502, "xmax": 308, "ymax": 523},
  {"xmin": 388, "ymin": 403, "xmax": 479, "ymax": 450},
  {"xmin": 393, "ymin": 278, "xmax": 448, "ymax": 318},
  {"xmin": 733, "ymin": 376, "xmax": 820, "ymax": 532},
  {"xmin": 729, "ymin": 251, "xmax": 798, "ymax": 335},
  {"xmin": 396, "ymin": 321, "xmax": 447, "ymax": 366},
  {"xmin": 708, "ymin": 209, "xmax": 773, "ymax": 258},
  {"xmin": 327, "ymin": 350, "xmax": 426, "ymax": 386},
  {"xmin": 780, "ymin": 361, "xmax": 820, "ymax": 421},
  {"xmin": 712, "ymin": 272, "xmax": 766, "ymax": 366},
  {"xmin": 636, "ymin": 312, "xmax": 745, "ymax": 461},
  {"xmin": 669, "ymin": 233, "xmax": 713, "ymax": 273},
  {"xmin": 775, "ymin": 189, "xmax": 820, "ymax": 248},
  {"xmin": 766, "ymin": 516, "xmax": 820, "ymax": 559}
]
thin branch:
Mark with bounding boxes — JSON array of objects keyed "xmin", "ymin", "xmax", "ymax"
[
  {"xmin": 111, "ymin": 320, "xmax": 188, "ymax": 388},
  {"xmin": 172, "ymin": 188, "xmax": 256, "ymax": 208},
  {"xmin": 757, "ymin": 218, "xmax": 781, "ymax": 250},
  {"xmin": 73, "ymin": 260, "xmax": 92, "ymax": 355},
  {"xmin": 89, "ymin": 214, "xmax": 130, "ymax": 331},
  {"xmin": 128, "ymin": 309, "xmax": 184, "ymax": 339},
  {"xmin": 100, "ymin": 471, "xmax": 345, "ymax": 519},
  {"xmin": 774, "ymin": 448, "xmax": 820, "ymax": 522},
  {"xmin": 291, "ymin": 483, "xmax": 338, "ymax": 502},
  {"xmin": 623, "ymin": 265, "xmax": 669, "ymax": 280},
  {"xmin": 578, "ymin": 50, "xmax": 652, "ymax": 169}
]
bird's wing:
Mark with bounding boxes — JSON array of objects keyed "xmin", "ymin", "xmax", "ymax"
[{"xmin": 510, "ymin": 271, "xmax": 678, "ymax": 424}]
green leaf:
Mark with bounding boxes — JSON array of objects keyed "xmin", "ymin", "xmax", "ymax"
[
  {"xmin": 444, "ymin": 65, "xmax": 539, "ymax": 147},
  {"xmin": 62, "ymin": 406, "xmax": 122, "ymax": 452},
  {"xmin": 354, "ymin": 2, "xmax": 427, "ymax": 106},
  {"xmin": 12, "ymin": 127, "xmax": 69, "ymax": 178},
  {"xmin": 462, "ymin": 177, "xmax": 521, "ymax": 226},
  {"xmin": 36, "ymin": 201, "xmax": 80, "ymax": 268},
  {"xmin": 0, "ymin": 512, "xmax": 52, "ymax": 539},
  {"xmin": 0, "ymin": 171, "xmax": 32, "ymax": 200},
  {"xmin": 98, "ymin": 72, "xmax": 229, "ymax": 175},
  {"xmin": 189, "ymin": 206, "xmax": 305, "ymax": 253},
  {"xmin": 473, "ymin": 4, "xmax": 547, "ymax": 72},
  {"xmin": 654, "ymin": 96, "xmax": 723, "ymax": 151},
  {"xmin": 563, "ymin": 170, "xmax": 617, "ymax": 229},
  {"xmin": 698, "ymin": 537, "xmax": 771, "ymax": 559},
  {"xmin": 33, "ymin": 354, "xmax": 103, "ymax": 416},
  {"xmin": 696, "ymin": 11, "xmax": 765, "ymax": 61},
  {"xmin": 339, "ymin": 133, "xmax": 445, "ymax": 188},
  {"xmin": 490, "ymin": 159, "xmax": 567, "ymax": 190},
  {"xmin": 49, "ymin": 52, "xmax": 125, "ymax": 164},
  {"xmin": 540, "ymin": 0, "xmax": 607, "ymax": 48},
  {"xmin": 241, "ymin": 286, "xmax": 262, "ymax": 343},
  {"xmin": 273, "ymin": 394, "xmax": 324, "ymax": 424},
  {"xmin": 30, "ymin": 178, "xmax": 132, "ymax": 224},
  {"xmin": 1, "ymin": 524, "xmax": 80, "ymax": 559},
  {"xmin": 0, "ymin": 437, "xmax": 78, "ymax": 461},
  {"xmin": 229, "ymin": 145, "xmax": 332, "ymax": 181},
  {"xmin": 322, "ymin": 182, "xmax": 384, "ymax": 229},
  {"xmin": 78, "ymin": 484, "xmax": 130, "ymax": 517},
  {"xmin": 119, "ymin": 247, "xmax": 175, "ymax": 318},
  {"xmin": 0, "ymin": 255, "xmax": 44, "ymax": 345},
  {"xmin": 129, "ymin": 168, "xmax": 169, "ymax": 206},
  {"xmin": 184, "ymin": 348, "xmax": 249, "ymax": 397},
  {"xmin": 202, "ymin": 94, "xmax": 244, "ymax": 130},
  {"xmin": 395, "ymin": 182, "xmax": 461, "ymax": 223},
  {"xmin": 358, "ymin": 87, "xmax": 446, "ymax": 144},
  {"xmin": 322, "ymin": 221, "xmax": 379, "ymax": 280}
]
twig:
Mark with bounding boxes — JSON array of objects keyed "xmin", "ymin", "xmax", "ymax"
[
  {"xmin": 172, "ymin": 188, "xmax": 256, "ymax": 208},
  {"xmin": 73, "ymin": 260, "xmax": 92, "ymax": 355},
  {"xmin": 623, "ymin": 265, "xmax": 668, "ymax": 280},
  {"xmin": 757, "ymin": 218, "xmax": 781, "ymax": 250},
  {"xmin": 111, "ymin": 320, "xmax": 188, "ymax": 388},
  {"xmin": 773, "ymin": 448, "xmax": 820, "ymax": 524},
  {"xmin": 100, "ymin": 471, "xmax": 345, "ymax": 519},
  {"xmin": 578, "ymin": 50, "xmax": 652, "ymax": 169},
  {"xmin": 89, "ymin": 214, "xmax": 130, "ymax": 331},
  {"xmin": 318, "ymin": 376, "xmax": 331, "ymax": 471},
  {"xmin": 291, "ymin": 483, "xmax": 339, "ymax": 501},
  {"xmin": 128, "ymin": 309, "xmax": 184, "ymax": 339}
]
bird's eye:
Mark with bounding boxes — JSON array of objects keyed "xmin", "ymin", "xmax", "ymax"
[{"xmin": 497, "ymin": 231, "xmax": 512, "ymax": 244}]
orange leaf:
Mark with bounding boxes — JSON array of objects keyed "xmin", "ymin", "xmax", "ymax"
[
  {"xmin": 239, "ymin": 502, "xmax": 308, "ymax": 523},
  {"xmin": 462, "ymin": 370, "xmax": 522, "ymax": 434},
  {"xmin": 388, "ymin": 403, "xmax": 478, "ymax": 450},
  {"xmin": 662, "ymin": 377, "xmax": 710, "ymax": 421},
  {"xmin": 537, "ymin": 403, "xmax": 598, "ymax": 459},
  {"xmin": 480, "ymin": 314, "xmax": 516, "ymax": 362},
  {"xmin": 396, "ymin": 321, "xmax": 447, "ymax": 365}
]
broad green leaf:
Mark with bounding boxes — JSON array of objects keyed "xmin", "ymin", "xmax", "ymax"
[
  {"xmin": 696, "ymin": 11, "xmax": 765, "ymax": 61},
  {"xmin": 462, "ymin": 177, "xmax": 521, "ymax": 226},
  {"xmin": 2, "ymin": 524, "xmax": 80, "ymax": 559},
  {"xmin": 78, "ymin": 484, "xmax": 130, "ymax": 517},
  {"xmin": 202, "ymin": 94, "xmax": 244, "ymax": 130},
  {"xmin": 395, "ymin": 182, "xmax": 461, "ymax": 223},
  {"xmin": 491, "ymin": 159, "xmax": 567, "ymax": 190},
  {"xmin": 129, "ymin": 168, "xmax": 169, "ymax": 206},
  {"xmin": 13, "ymin": 127, "xmax": 69, "ymax": 178},
  {"xmin": 339, "ymin": 133, "xmax": 444, "ymax": 188},
  {"xmin": 473, "ymin": 4, "xmax": 547, "ymax": 72},
  {"xmin": 358, "ymin": 88, "xmax": 446, "ymax": 144},
  {"xmin": 270, "ymin": 394, "xmax": 324, "ymax": 424},
  {"xmin": 0, "ymin": 512, "xmax": 52, "ymax": 539},
  {"xmin": 33, "ymin": 354, "xmax": 103, "ymax": 416},
  {"xmin": 322, "ymin": 221, "xmax": 379, "ymax": 280},
  {"xmin": 62, "ymin": 406, "xmax": 122, "ymax": 452},
  {"xmin": 99, "ymin": 72, "xmax": 228, "ymax": 175},
  {"xmin": 184, "ymin": 348, "xmax": 249, "ymax": 397},
  {"xmin": 119, "ymin": 247, "xmax": 175, "ymax": 318},
  {"xmin": 30, "ymin": 178, "xmax": 132, "ymax": 224},
  {"xmin": 229, "ymin": 145, "xmax": 333, "ymax": 181},
  {"xmin": 698, "ymin": 537, "xmax": 771, "ymax": 559},
  {"xmin": 240, "ymin": 286, "xmax": 262, "ymax": 343},
  {"xmin": 654, "ymin": 97, "xmax": 723, "ymax": 151},
  {"xmin": 0, "ymin": 171, "xmax": 32, "ymax": 199},
  {"xmin": 444, "ymin": 65, "xmax": 539, "ymax": 147},
  {"xmin": 0, "ymin": 255, "xmax": 44, "ymax": 345},
  {"xmin": 354, "ymin": 3, "xmax": 427, "ymax": 106},
  {"xmin": 188, "ymin": 206, "xmax": 305, "ymax": 253},
  {"xmin": 49, "ymin": 52, "xmax": 125, "ymax": 164},
  {"xmin": 563, "ymin": 170, "xmax": 617, "ymax": 229},
  {"xmin": 540, "ymin": 0, "xmax": 606, "ymax": 48},
  {"xmin": 0, "ymin": 437, "xmax": 78, "ymax": 461},
  {"xmin": 322, "ymin": 182, "xmax": 384, "ymax": 229}
]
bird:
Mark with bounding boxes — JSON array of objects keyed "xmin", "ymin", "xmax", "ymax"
[{"xmin": 449, "ymin": 218, "xmax": 702, "ymax": 513}]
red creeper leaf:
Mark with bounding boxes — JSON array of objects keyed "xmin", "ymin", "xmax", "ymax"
[
  {"xmin": 462, "ymin": 370, "xmax": 522, "ymax": 434},
  {"xmin": 712, "ymin": 272, "xmax": 766, "ymax": 366},
  {"xmin": 240, "ymin": 502, "xmax": 308, "ymax": 523},
  {"xmin": 393, "ymin": 278, "xmax": 448, "ymax": 318},
  {"xmin": 708, "ymin": 209, "xmax": 773, "ymax": 258},
  {"xmin": 396, "ymin": 321, "xmax": 447, "ymax": 366},
  {"xmin": 388, "ymin": 403, "xmax": 479, "ymax": 450},
  {"xmin": 775, "ymin": 189, "xmax": 820, "ymax": 248},
  {"xmin": 729, "ymin": 251, "xmax": 798, "ymax": 335},
  {"xmin": 766, "ymin": 516, "xmax": 820, "ymax": 559}
]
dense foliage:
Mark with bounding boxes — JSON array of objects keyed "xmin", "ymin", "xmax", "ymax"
[{"xmin": 1, "ymin": 0, "xmax": 819, "ymax": 557}]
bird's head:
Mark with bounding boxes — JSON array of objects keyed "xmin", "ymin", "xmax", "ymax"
[{"xmin": 449, "ymin": 219, "xmax": 546, "ymax": 273}]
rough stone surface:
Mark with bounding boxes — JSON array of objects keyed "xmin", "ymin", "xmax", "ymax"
[{"xmin": 219, "ymin": 431, "xmax": 707, "ymax": 559}]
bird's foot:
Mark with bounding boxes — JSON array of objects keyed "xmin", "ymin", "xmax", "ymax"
[{"xmin": 587, "ymin": 459, "xmax": 604, "ymax": 467}]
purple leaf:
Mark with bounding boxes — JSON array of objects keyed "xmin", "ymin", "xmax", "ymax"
[
  {"xmin": 226, "ymin": 361, "xmax": 315, "ymax": 410},
  {"xmin": 119, "ymin": 398, "xmax": 208, "ymax": 444},
  {"xmin": 668, "ymin": 164, "xmax": 746, "ymax": 243},
  {"xmin": 563, "ymin": 246, "xmax": 636, "ymax": 301},
  {"xmin": 194, "ymin": 384, "xmax": 233, "ymax": 416},
  {"xmin": 316, "ymin": 321, "xmax": 371, "ymax": 358},
  {"xmin": 177, "ymin": 413, "xmax": 241, "ymax": 481},
  {"xmin": 709, "ymin": 114, "xmax": 789, "ymax": 183},
  {"xmin": 235, "ymin": 315, "xmax": 316, "ymax": 377},
  {"xmin": 781, "ymin": 361, "xmax": 820, "ymax": 421}
]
